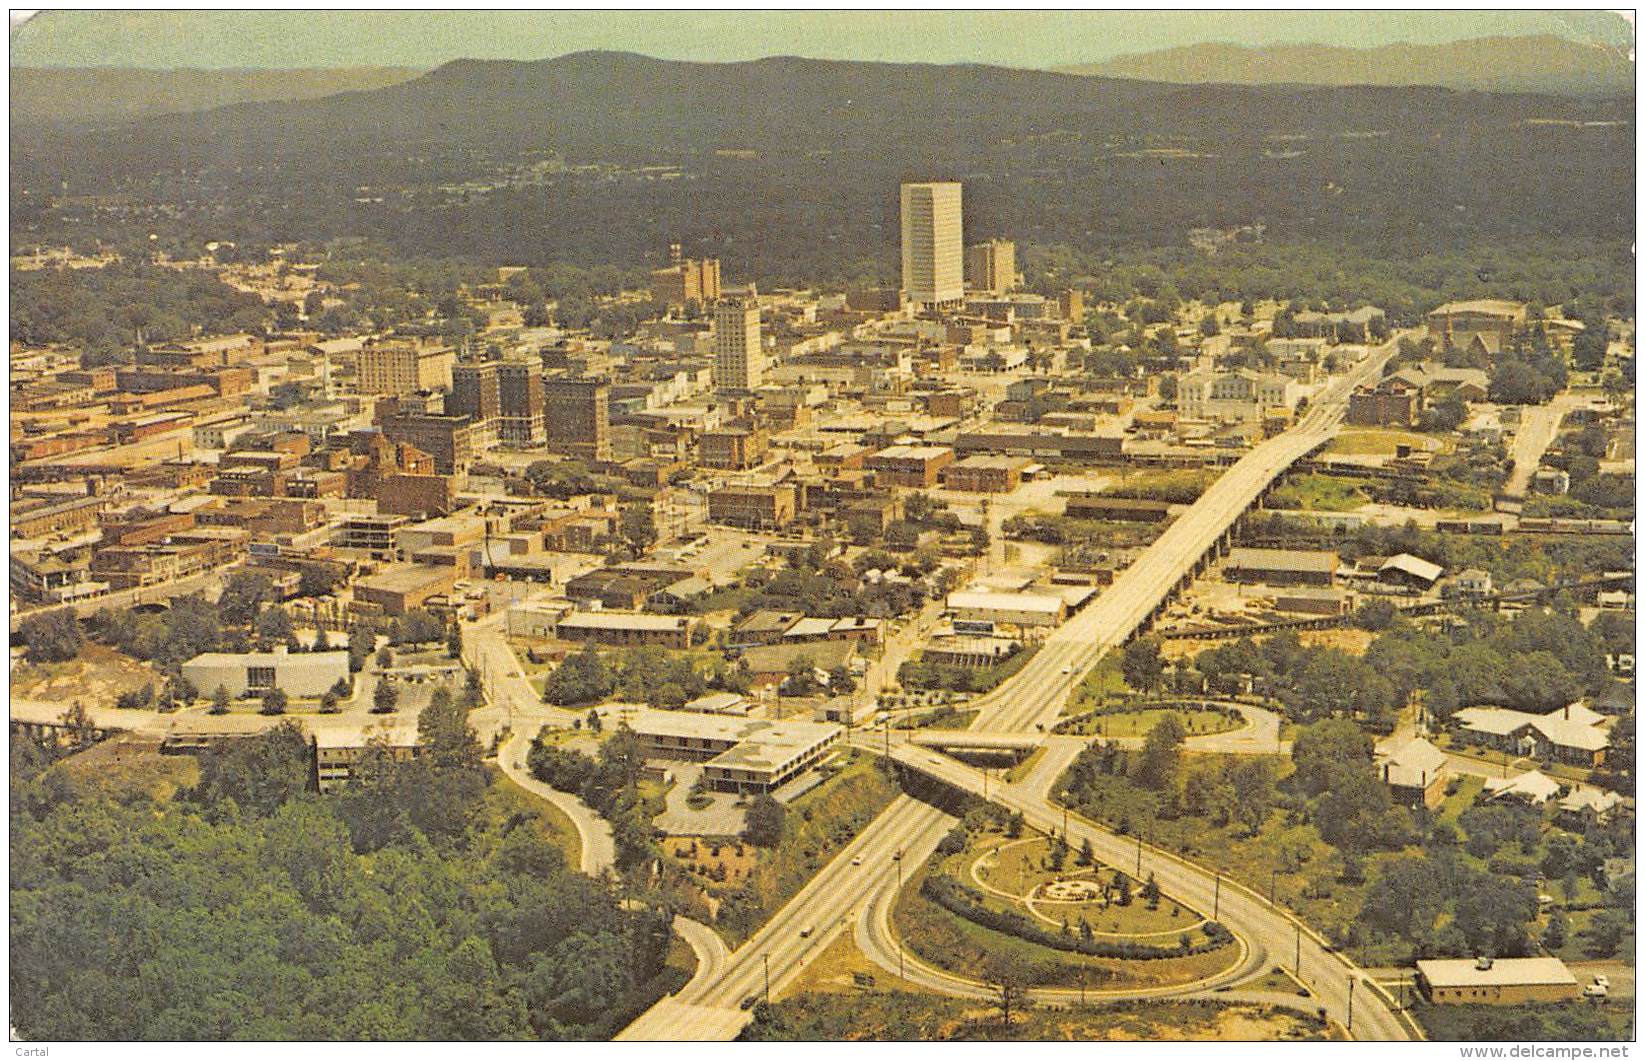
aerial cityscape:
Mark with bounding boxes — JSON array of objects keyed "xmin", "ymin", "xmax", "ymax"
[{"xmin": 6, "ymin": 9, "xmax": 1636, "ymax": 1048}]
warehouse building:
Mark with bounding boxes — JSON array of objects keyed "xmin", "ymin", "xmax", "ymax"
[
  {"xmin": 947, "ymin": 589, "xmax": 1067, "ymax": 628},
  {"xmin": 1223, "ymin": 547, "xmax": 1338, "ymax": 587}
]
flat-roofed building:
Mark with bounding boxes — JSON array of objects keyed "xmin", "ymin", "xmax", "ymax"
[
  {"xmin": 181, "ymin": 648, "xmax": 350, "ymax": 700},
  {"xmin": 335, "ymin": 514, "xmax": 407, "ymax": 556},
  {"xmin": 1272, "ymin": 586, "xmax": 1354, "ymax": 615},
  {"xmin": 947, "ymin": 589, "xmax": 1066, "ymax": 628},
  {"xmin": 901, "ymin": 182, "xmax": 964, "ymax": 308},
  {"xmin": 555, "ymin": 611, "xmax": 696, "ymax": 650},
  {"xmin": 700, "ymin": 427, "xmax": 770, "ymax": 470},
  {"xmin": 314, "ymin": 721, "xmax": 421, "ymax": 793},
  {"xmin": 379, "ymin": 413, "xmax": 473, "ymax": 476},
  {"xmin": 1063, "ymin": 494, "xmax": 1173, "ymax": 523},
  {"xmin": 1224, "ymin": 547, "xmax": 1338, "ymax": 587},
  {"xmin": 505, "ymin": 598, "xmax": 573, "ymax": 639},
  {"xmin": 353, "ymin": 563, "xmax": 456, "ymax": 615},
  {"xmin": 708, "ymin": 479, "xmax": 796, "ymax": 530},
  {"xmin": 358, "ymin": 341, "xmax": 455, "ymax": 396},
  {"xmin": 543, "ymin": 377, "xmax": 611, "ymax": 462},
  {"xmin": 867, "ymin": 444, "xmax": 955, "ymax": 489},
  {"xmin": 713, "ymin": 291, "xmax": 764, "ymax": 393},
  {"xmin": 942, "ymin": 454, "xmax": 1029, "ymax": 493},
  {"xmin": 1416, "ymin": 957, "xmax": 1578, "ymax": 1006},
  {"xmin": 965, "ymin": 238, "xmax": 1015, "ymax": 296},
  {"xmin": 626, "ymin": 708, "xmax": 843, "ymax": 794}
]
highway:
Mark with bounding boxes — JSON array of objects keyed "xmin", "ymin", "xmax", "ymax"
[{"xmin": 617, "ymin": 338, "xmax": 1416, "ymax": 1040}]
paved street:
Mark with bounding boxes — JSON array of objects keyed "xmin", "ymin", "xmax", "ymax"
[{"xmin": 620, "ymin": 339, "xmax": 1420, "ymax": 1040}]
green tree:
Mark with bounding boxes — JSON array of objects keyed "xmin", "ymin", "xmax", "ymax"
[
  {"xmin": 19, "ymin": 608, "xmax": 82, "ymax": 663},
  {"xmin": 1136, "ymin": 712, "xmax": 1186, "ymax": 790},
  {"xmin": 194, "ymin": 720, "xmax": 311, "ymax": 814},
  {"xmin": 1122, "ymin": 636, "xmax": 1166, "ymax": 693},
  {"xmin": 983, "ymin": 956, "xmax": 1033, "ymax": 1029},
  {"xmin": 744, "ymin": 794, "xmax": 787, "ymax": 848},
  {"xmin": 372, "ymin": 680, "xmax": 399, "ymax": 714},
  {"xmin": 259, "ymin": 687, "xmax": 289, "ymax": 716},
  {"xmin": 217, "ymin": 572, "xmax": 276, "ymax": 627},
  {"xmin": 545, "ymin": 644, "xmax": 615, "ymax": 706},
  {"xmin": 210, "ymin": 684, "xmax": 231, "ymax": 714}
]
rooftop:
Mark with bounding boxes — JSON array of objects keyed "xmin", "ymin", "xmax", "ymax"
[
  {"xmin": 1416, "ymin": 957, "xmax": 1576, "ymax": 990},
  {"xmin": 1227, "ymin": 547, "xmax": 1339, "ymax": 573},
  {"xmin": 947, "ymin": 589, "xmax": 1066, "ymax": 614},
  {"xmin": 556, "ymin": 611, "xmax": 692, "ymax": 632}
]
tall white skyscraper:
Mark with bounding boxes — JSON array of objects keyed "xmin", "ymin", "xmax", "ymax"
[
  {"xmin": 900, "ymin": 181, "xmax": 964, "ymax": 308},
  {"xmin": 713, "ymin": 288, "xmax": 763, "ymax": 392}
]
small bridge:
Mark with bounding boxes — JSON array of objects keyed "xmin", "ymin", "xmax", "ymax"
[{"xmin": 906, "ymin": 729, "xmax": 1043, "ymax": 753}]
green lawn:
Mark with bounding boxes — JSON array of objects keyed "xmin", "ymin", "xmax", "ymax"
[
  {"xmin": 892, "ymin": 846, "xmax": 1241, "ymax": 993},
  {"xmin": 1003, "ymin": 747, "xmax": 1047, "ymax": 784},
  {"xmin": 1064, "ymin": 654, "xmax": 1128, "ymax": 714},
  {"xmin": 1061, "ymin": 706, "xmax": 1241, "ymax": 740},
  {"xmin": 1434, "ymin": 775, "xmax": 1485, "ymax": 826},
  {"xmin": 493, "ymin": 774, "xmax": 584, "ymax": 868},
  {"xmin": 1270, "ymin": 474, "xmax": 1369, "ymax": 513},
  {"xmin": 1325, "ymin": 430, "xmax": 1443, "ymax": 458},
  {"xmin": 1412, "ymin": 1000, "xmax": 1632, "ymax": 1043},
  {"xmin": 969, "ymin": 835, "xmax": 1200, "ymax": 936},
  {"xmin": 1053, "ymin": 767, "xmax": 1384, "ymax": 961},
  {"xmin": 743, "ymin": 992, "xmax": 1333, "ymax": 1041}
]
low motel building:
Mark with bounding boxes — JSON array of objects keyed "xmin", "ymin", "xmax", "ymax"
[{"xmin": 626, "ymin": 709, "xmax": 843, "ymax": 794}]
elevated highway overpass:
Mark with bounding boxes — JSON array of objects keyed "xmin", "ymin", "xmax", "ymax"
[{"xmin": 617, "ymin": 337, "xmax": 1411, "ymax": 1040}]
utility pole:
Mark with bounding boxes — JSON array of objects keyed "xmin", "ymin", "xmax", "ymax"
[
  {"xmin": 1293, "ymin": 921, "xmax": 1301, "ymax": 978},
  {"xmin": 1346, "ymin": 975, "xmax": 1355, "ymax": 1034},
  {"xmin": 1213, "ymin": 873, "xmax": 1221, "ymax": 920},
  {"xmin": 1135, "ymin": 833, "xmax": 1142, "ymax": 875},
  {"xmin": 1269, "ymin": 870, "xmax": 1277, "ymax": 905},
  {"xmin": 763, "ymin": 952, "xmax": 771, "ymax": 1005}
]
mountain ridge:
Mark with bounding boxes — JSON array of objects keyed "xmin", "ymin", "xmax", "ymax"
[
  {"xmin": 9, "ymin": 65, "xmax": 424, "ymax": 125},
  {"xmin": 1056, "ymin": 34, "xmax": 1635, "ymax": 95}
]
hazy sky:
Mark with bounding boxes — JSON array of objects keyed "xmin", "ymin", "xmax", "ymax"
[{"xmin": 10, "ymin": 9, "xmax": 1635, "ymax": 69}]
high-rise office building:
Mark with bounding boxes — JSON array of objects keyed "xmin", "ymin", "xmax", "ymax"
[
  {"xmin": 965, "ymin": 238, "xmax": 1016, "ymax": 296},
  {"xmin": 450, "ymin": 361, "xmax": 546, "ymax": 447},
  {"xmin": 713, "ymin": 289, "xmax": 763, "ymax": 392},
  {"xmin": 543, "ymin": 377, "xmax": 611, "ymax": 463},
  {"xmin": 357, "ymin": 340, "xmax": 455, "ymax": 396},
  {"xmin": 650, "ymin": 243, "xmax": 723, "ymax": 308},
  {"xmin": 900, "ymin": 182, "xmax": 964, "ymax": 308}
]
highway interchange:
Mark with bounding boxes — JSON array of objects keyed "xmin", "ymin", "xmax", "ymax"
[{"xmin": 584, "ymin": 337, "xmax": 1422, "ymax": 1040}]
